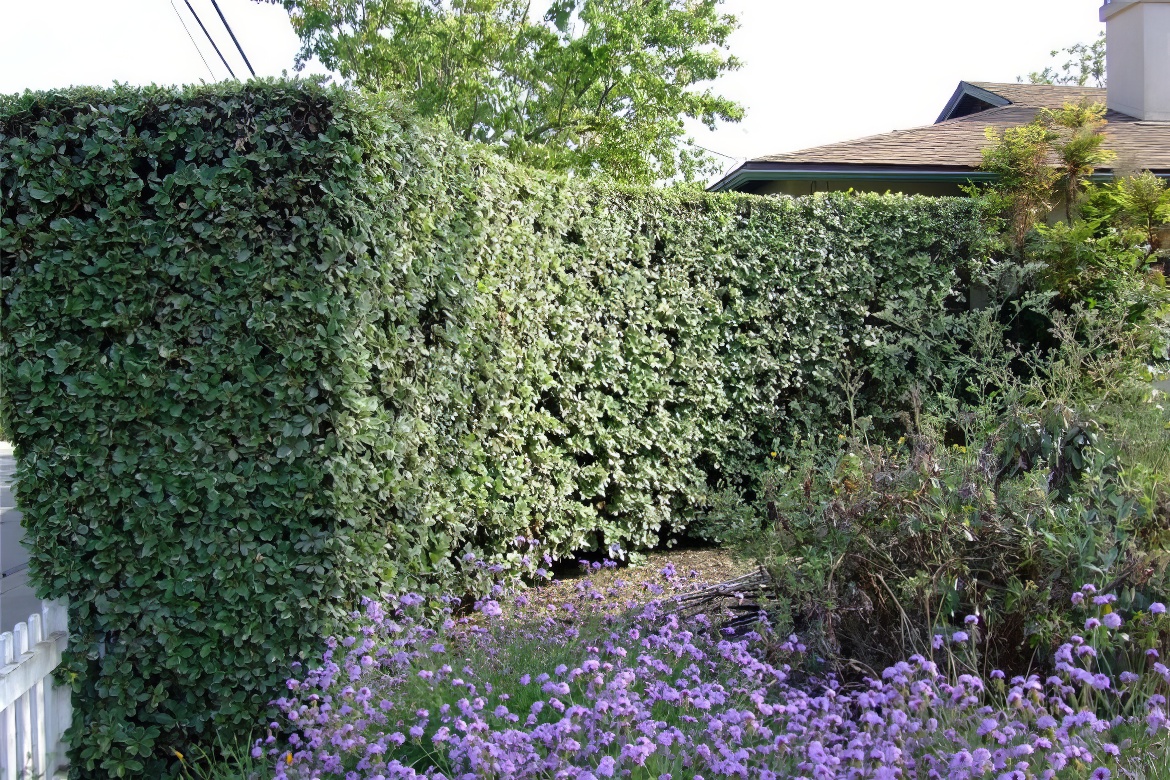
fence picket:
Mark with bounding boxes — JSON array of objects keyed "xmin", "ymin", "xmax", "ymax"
[
  {"xmin": 27, "ymin": 615, "xmax": 44, "ymax": 778},
  {"xmin": 13, "ymin": 623, "xmax": 30, "ymax": 778},
  {"xmin": 1, "ymin": 632, "xmax": 13, "ymax": 780},
  {"xmin": 0, "ymin": 603, "xmax": 69, "ymax": 779},
  {"xmin": 41, "ymin": 601, "xmax": 70, "ymax": 776}
]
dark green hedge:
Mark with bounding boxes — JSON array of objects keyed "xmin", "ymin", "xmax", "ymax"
[{"xmin": 0, "ymin": 81, "xmax": 984, "ymax": 777}]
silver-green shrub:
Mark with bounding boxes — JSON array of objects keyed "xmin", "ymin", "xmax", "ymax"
[{"xmin": 0, "ymin": 80, "xmax": 984, "ymax": 776}]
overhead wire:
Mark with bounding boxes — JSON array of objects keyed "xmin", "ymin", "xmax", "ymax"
[
  {"xmin": 169, "ymin": 0, "xmax": 217, "ymax": 81},
  {"xmin": 692, "ymin": 142, "xmax": 746, "ymax": 182},
  {"xmin": 692, "ymin": 143, "xmax": 738, "ymax": 161},
  {"xmin": 208, "ymin": 0, "xmax": 257, "ymax": 78},
  {"xmin": 182, "ymin": 0, "xmax": 238, "ymax": 80}
]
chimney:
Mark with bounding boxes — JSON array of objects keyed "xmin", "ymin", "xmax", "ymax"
[{"xmin": 1101, "ymin": 0, "xmax": 1170, "ymax": 121}]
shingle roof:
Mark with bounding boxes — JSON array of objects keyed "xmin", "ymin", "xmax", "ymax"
[
  {"xmin": 741, "ymin": 81, "xmax": 1170, "ymax": 174},
  {"xmin": 966, "ymin": 82, "xmax": 1107, "ymax": 109},
  {"xmin": 754, "ymin": 105, "xmax": 1038, "ymax": 168}
]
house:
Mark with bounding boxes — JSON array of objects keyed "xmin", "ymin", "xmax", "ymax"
[{"xmin": 709, "ymin": 0, "xmax": 1170, "ymax": 196}]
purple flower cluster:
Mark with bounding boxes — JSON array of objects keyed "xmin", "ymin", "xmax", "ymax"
[
  {"xmin": 579, "ymin": 558, "xmax": 621, "ymax": 573},
  {"xmin": 258, "ymin": 577, "xmax": 1170, "ymax": 779}
]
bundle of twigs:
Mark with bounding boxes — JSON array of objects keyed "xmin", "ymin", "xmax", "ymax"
[{"xmin": 670, "ymin": 567, "xmax": 772, "ymax": 630}]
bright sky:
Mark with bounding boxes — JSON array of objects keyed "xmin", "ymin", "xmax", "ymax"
[{"xmin": 0, "ymin": 0, "xmax": 1105, "ymax": 181}]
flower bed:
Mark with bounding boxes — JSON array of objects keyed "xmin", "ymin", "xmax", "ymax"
[{"xmin": 258, "ymin": 568, "xmax": 1170, "ymax": 779}]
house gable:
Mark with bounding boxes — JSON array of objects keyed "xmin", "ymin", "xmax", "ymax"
[
  {"xmin": 709, "ymin": 82, "xmax": 1168, "ymax": 195},
  {"xmin": 936, "ymin": 81, "xmax": 1011, "ymax": 123}
]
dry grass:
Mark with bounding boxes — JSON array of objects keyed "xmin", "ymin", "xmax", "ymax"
[{"xmin": 515, "ymin": 546, "xmax": 754, "ymax": 618}]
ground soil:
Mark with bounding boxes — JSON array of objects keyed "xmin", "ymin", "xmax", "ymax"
[{"xmin": 523, "ymin": 545, "xmax": 757, "ymax": 615}]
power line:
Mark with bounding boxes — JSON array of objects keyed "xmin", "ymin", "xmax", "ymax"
[
  {"xmin": 169, "ymin": 0, "xmax": 216, "ymax": 81},
  {"xmin": 182, "ymin": 0, "xmax": 238, "ymax": 80},
  {"xmin": 209, "ymin": 0, "xmax": 256, "ymax": 78},
  {"xmin": 692, "ymin": 142, "xmax": 740, "ymax": 162}
]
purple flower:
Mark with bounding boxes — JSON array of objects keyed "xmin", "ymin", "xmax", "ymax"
[
  {"xmin": 1102, "ymin": 612, "xmax": 1122, "ymax": 630},
  {"xmin": 1085, "ymin": 618, "xmax": 1102, "ymax": 631},
  {"xmin": 1091, "ymin": 769, "xmax": 1111, "ymax": 780},
  {"xmin": 1151, "ymin": 602, "xmax": 1167, "ymax": 615},
  {"xmin": 263, "ymin": 574, "xmax": 1166, "ymax": 780}
]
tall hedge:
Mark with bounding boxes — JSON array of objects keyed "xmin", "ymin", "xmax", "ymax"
[{"xmin": 0, "ymin": 81, "xmax": 984, "ymax": 777}]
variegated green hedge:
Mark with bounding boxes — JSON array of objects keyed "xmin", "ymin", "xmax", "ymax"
[{"xmin": 0, "ymin": 81, "xmax": 983, "ymax": 777}]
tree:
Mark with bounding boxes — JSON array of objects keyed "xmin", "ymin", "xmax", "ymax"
[
  {"xmin": 1042, "ymin": 100, "xmax": 1114, "ymax": 222},
  {"xmin": 1112, "ymin": 171, "xmax": 1170, "ymax": 275},
  {"xmin": 979, "ymin": 121, "xmax": 1059, "ymax": 254},
  {"xmin": 1024, "ymin": 32, "xmax": 1106, "ymax": 87},
  {"xmin": 977, "ymin": 101, "xmax": 1113, "ymax": 252},
  {"xmin": 263, "ymin": 0, "xmax": 744, "ymax": 184}
]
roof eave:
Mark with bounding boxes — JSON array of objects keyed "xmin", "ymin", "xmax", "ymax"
[
  {"xmin": 707, "ymin": 163, "xmax": 996, "ymax": 193},
  {"xmin": 706, "ymin": 163, "xmax": 1170, "ymax": 193}
]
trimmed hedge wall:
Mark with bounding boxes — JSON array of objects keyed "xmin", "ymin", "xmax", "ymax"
[{"xmin": 0, "ymin": 81, "xmax": 984, "ymax": 776}]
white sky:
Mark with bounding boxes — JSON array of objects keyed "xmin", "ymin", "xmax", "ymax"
[{"xmin": 0, "ymin": 0, "xmax": 1105, "ymax": 181}]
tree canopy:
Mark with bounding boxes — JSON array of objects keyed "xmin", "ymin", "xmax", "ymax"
[
  {"xmin": 977, "ymin": 101, "xmax": 1113, "ymax": 249},
  {"xmin": 264, "ymin": 0, "xmax": 744, "ymax": 184},
  {"xmin": 1024, "ymin": 33, "xmax": 1106, "ymax": 88}
]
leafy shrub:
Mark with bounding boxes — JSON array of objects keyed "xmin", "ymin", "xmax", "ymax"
[
  {"xmin": 713, "ymin": 279, "xmax": 1170, "ymax": 676},
  {"xmin": 0, "ymin": 81, "xmax": 985, "ymax": 775},
  {"xmin": 258, "ymin": 570, "xmax": 1170, "ymax": 779},
  {"xmin": 0, "ymin": 81, "xmax": 403, "ymax": 777}
]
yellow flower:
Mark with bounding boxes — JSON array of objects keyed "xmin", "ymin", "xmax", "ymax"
[
  {"xmin": 769, "ymin": 451, "xmax": 777, "ymax": 458},
  {"xmin": 172, "ymin": 750, "xmax": 184, "ymax": 762},
  {"xmin": 897, "ymin": 436, "xmax": 905, "ymax": 445},
  {"xmin": 286, "ymin": 752, "xmax": 294, "ymax": 765},
  {"xmin": 838, "ymin": 434, "xmax": 846, "ymax": 441}
]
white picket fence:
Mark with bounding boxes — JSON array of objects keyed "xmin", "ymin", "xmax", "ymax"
[{"xmin": 0, "ymin": 601, "xmax": 69, "ymax": 780}]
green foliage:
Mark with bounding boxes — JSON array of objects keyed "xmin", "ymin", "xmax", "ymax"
[
  {"xmin": 265, "ymin": 0, "xmax": 744, "ymax": 184},
  {"xmin": 976, "ymin": 100, "xmax": 1114, "ymax": 251},
  {"xmin": 0, "ymin": 81, "xmax": 393, "ymax": 778},
  {"xmin": 978, "ymin": 121, "xmax": 1059, "ymax": 253},
  {"xmin": 1087, "ymin": 170, "xmax": 1170, "ymax": 273},
  {"xmin": 1114, "ymin": 171, "xmax": 1170, "ymax": 251},
  {"xmin": 0, "ymin": 81, "xmax": 986, "ymax": 776},
  {"xmin": 1042, "ymin": 100, "xmax": 1114, "ymax": 222},
  {"xmin": 712, "ymin": 270, "xmax": 1170, "ymax": 676},
  {"xmin": 1025, "ymin": 32, "xmax": 1107, "ymax": 88},
  {"xmin": 1029, "ymin": 219, "xmax": 1151, "ymax": 307},
  {"xmin": 1032, "ymin": 170, "xmax": 1170, "ymax": 305},
  {"xmin": 175, "ymin": 735, "xmax": 262, "ymax": 780}
]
